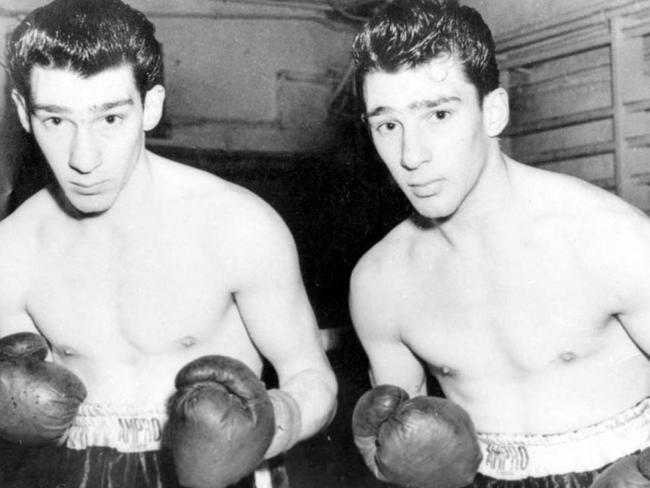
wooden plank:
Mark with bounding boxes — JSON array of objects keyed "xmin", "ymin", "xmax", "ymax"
[
  {"xmin": 540, "ymin": 153, "xmax": 615, "ymax": 182},
  {"xmin": 518, "ymin": 141, "xmax": 615, "ymax": 166},
  {"xmin": 510, "ymin": 119, "xmax": 613, "ymax": 160},
  {"xmin": 496, "ymin": 0, "xmax": 650, "ymax": 52},
  {"xmin": 499, "ymin": 28, "xmax": 611, "ymax": 69},
  {"xmin": 507, "ymin": 47, "xmax": 610, "ymax": 87},
  {"xmin": 509, "ymin": 76, "xmax": 612, "ymax": 128},
  {"xmin": 629, "ymin": 134, "xmax": 650, "ymax": 148},
  {"xmin": 505, "ymin": 107, "xmax": 613, "ymax": 137}
]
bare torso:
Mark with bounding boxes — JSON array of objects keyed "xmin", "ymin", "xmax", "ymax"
[
  {"xmin": 357, "ymin": 161, "xmax": 650, "ymax": 435},
  {"xmin": 3, "ymin": 155, "xmax": 264, "ymax": 407}
]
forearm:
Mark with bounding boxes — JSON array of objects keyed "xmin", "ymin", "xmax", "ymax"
[
  {"xmin": 265, "ymin": 367, "xmax": 337, "ymax": 459},
  {"xmin": 369, "ymin": 365, "xmax": 427, "ymax": 398}
]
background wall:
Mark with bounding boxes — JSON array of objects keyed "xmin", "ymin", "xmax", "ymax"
[
  {"xmin": 0, "ymin": 0, "xmax": 358, "ymax": 154},
  {"xmin": 486, "ymin": 0, "xmax": 650, "ymax": 212},
  {"xmin": 464, "ymin": 0, "xmax": 597, "ymax": 36}
]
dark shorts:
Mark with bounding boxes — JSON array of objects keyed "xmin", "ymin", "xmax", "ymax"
[
  {"xmin": 469, "ymin": 465, "xmax": 610, "ymax": 488},
  {"xmin": 0, "ymin": 440, "xmax": 287, "ymax": 488}
]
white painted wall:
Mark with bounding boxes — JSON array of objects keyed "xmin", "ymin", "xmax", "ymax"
[{"xmin": 0, "ymin": 0, "xmax": 357, "ymax": 155}]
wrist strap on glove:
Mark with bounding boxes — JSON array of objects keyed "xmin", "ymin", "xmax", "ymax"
[{"xmin": 267, "ymin": 389, "xmax": 302, "ymax": 457}]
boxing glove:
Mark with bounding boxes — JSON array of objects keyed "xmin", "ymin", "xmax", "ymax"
[
  {"xmin": 589, "ymin": 448, "xmax": 650, "ymax": 488},
  {"xmin": 0, "ymin": 332, "xmax": 87, "ymax": 445},
  {"xmin": 352, "ymin": 384, "xmax": 482, "ymax": 488},
  {"xmin": 168, "ymin": 355, "xmax": 276, "ymax": 488}
]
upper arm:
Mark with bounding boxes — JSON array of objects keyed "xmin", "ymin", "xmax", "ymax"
[
  {"xmin": 349, "ymin": 253, "xmax": 426, "ymax": 397},
  {"xmin": 228, "ymin": 196, "xmax": 333, "ymax": 388},
  {"xmin": 0, "ymin": 221, "xmax": 38, "ymax": 338},
  {"xmin": 606, "ymin": 210, "xmax": 650, "ymax": 353}
]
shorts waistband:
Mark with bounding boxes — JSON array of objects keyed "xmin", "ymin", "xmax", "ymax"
[
  {"xmin": 477, "ymin": 397, "xmax": 650, "ymax": 480},
  {"xmin": 66, "ymin": 403, "xmax": 168, "ymax": 453}
]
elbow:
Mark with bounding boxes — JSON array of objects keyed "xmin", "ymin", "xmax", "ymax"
[
  {"xmin": 303, "ymin": 367, "xmax": 339, "ymax": 433},
  {"xmin": 320, "ymin": 376, "xmax": 338, "ymax": 430},
  {"xmin": 303, "ymin": 367, "xmax": 338, "ymax": 433}
]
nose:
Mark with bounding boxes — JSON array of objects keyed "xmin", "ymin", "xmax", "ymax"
[
  {"xmin": 401, "ymin": 124, "xmax": 431, "ymax": 170},
  {"xmin": 68, "ymin": 126, "xmax": 101, "ymax": 174}
]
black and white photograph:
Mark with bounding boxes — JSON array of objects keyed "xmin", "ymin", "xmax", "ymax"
[{"xmin": 1, "ymin": 1, "xmax": 650, "ymax": 487}]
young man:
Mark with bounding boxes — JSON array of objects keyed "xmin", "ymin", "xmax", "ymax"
[
  {"xmin": 0, "ymin": 0, "xmax": 336, "ymax": 487},
  {"xmin": 349, "ymin": 1, "xmax": 650, "ymax": 487}
]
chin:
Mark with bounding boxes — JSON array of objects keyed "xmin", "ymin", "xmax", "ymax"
[
  {"xmin": 66, "ymin": 195, "xmax": 114, "ymax": 217},
  {"xmin": 410, "ymin": 199, "xmax": 458, "ymax": 221},
  {"xmin": 71, "ymin": 205, "xmax": 110, "ymax": 217}
]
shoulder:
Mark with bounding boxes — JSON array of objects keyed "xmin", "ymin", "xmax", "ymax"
[
  {"xmin": 516, "ymin": 161, "xmax": 644, "ymax": 231},
  {"xmin": 0, "ymin": 189, "xmax": 55, "ymax": 256},
  {"xmin": 519, "ymin": 163, "xmax": 650, "ymax": 271},
  {"xmin": 156, "ymin": 156, "xmax": 300, "ymax": 279},
  {"xmin": 350, "ymin": 219, "xmax": 419, "ymax": 335},
  {"xmin": 0, "ymin": 190, "xmax": 56, "ymax": 307},
  {"xmin": 153, "ymin": 153, "xmax": 290, "ymax": 240},
  {"xmin": 351, "ymin": 220, "xmax": 413, "ymax": 290}
]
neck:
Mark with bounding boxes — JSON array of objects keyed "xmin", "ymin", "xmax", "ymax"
[{"xmin": 433, "ymin": 148, "xmax": 521, "ymax": 248}]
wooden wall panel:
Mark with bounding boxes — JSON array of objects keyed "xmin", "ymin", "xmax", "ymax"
[
  {"xmin": 540, "ymin": 154, "xmax": 616, "ymax": 191},
  {"xmin": 498, "ymin": 0, "xmax": 650, "ymax": 210}
]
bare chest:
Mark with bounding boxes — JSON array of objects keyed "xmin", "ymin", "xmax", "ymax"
[
  {"xmin": 27, "ymin": 229, "xmax": 234, "ymax": 355},
  {"xmin": 398, "ymin": 245, "xmax": 616, "ymax": 376}
]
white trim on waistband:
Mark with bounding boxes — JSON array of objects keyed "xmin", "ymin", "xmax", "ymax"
[
  {"xmin": 477, "ymin": 397, "xmax": 650, "ymax": 479},
  {"xmin": 66, "ymin": 403, "xmax": 168, "ymax": 453}
]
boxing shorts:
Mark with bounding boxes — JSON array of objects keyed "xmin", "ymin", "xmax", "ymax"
[
  {"xmin": 471, "ymin": 397, "xmax": 650, "ymax": 487},
  {"xmin": 1, "ymin": 403, "xmax": 287, "ymax": 488}
]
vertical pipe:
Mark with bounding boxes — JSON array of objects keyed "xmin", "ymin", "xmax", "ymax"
[{"xmin": 610, "ymin": 16, "xmax": 626, "ymax": 197}]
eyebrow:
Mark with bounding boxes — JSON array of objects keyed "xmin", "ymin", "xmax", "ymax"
[
  {"xmin": 31, "ymin": 97, "xmax": 135, "ymax": 114},
  {"xmin": 366, "ymin": 96, "xmax": 461, "ymax": 119}
]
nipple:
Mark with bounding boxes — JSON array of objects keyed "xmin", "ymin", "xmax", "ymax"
[
  {"xmin": 560, "ymin": 351, "xmax": 576, "ymax": 363},
  {"xmin": 430, "ymin": 363, "xmax": 455, "ymax": 378},
  {"xmin": 62, "ymin": 346, "xmax": 76, "ymax": 357},
  {"xmin": 180, "ymin": 336, "xmax": 197, "ymax": 348}
]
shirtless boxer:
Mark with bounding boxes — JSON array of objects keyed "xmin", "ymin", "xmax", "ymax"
[
  {"xmin": 0, "ymin": 0, "xmax": 336, "ymax": 487},
  {"xmin": 349, "ymin": 1, "xmax": 650, "ymax": 487}
]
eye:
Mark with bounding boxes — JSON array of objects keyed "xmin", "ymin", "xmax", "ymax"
[
  {"xmin": 374, "ymin": 121, "xmax": 400, "ymax": 135},
  {"xmin": 104, "ymin": 114, "xmax": 121, "ymax": 125},
  {"xmin": 432, "ymin": 110, "xmax": 450, "ymax": 121},
  {"xmin": 44, "ymin": 117, "xmax": 63, "ymax": 126}
]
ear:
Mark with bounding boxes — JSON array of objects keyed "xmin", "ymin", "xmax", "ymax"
[
  {"xmin": 11, "ymin": 89, "xmax": 32, "ymax": 133},
  {"xmin": 142, "ymin": 84, "xmax": 165, "ymax": 131},
  {"xmin": 482, "ymin": 87, "xmax": 509, "ymax": 137}
]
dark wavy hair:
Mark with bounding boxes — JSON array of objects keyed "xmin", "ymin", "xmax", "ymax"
[
  {"xmin": 7, "ymin": 0, "xmax": 163, "ymax": 104},
  {"xmin": 352, "ymin": 0, "xmax": 499, "ymax": 109}
]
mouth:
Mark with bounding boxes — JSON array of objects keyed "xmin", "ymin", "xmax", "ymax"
[
  {"xmin": 70, "ymin": 180, "xmax": 106, "ymax": 195},
  {"xmin": 408, "ymin": 179, "xmax": 442, "ymax": 198}
]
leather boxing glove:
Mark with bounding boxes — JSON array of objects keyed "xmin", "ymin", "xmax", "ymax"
[
  {"xmin": 352, "ymin": 384, "xmax": 482, "ymax": 488},
  {"xmin": 590, "ymin": 448, "xmax": 650, "ymax": 488},
  {"xmin": 168, "ymin": 355, "xmax": 276, "ymax": 488},
  {"xmin": 0, "ymin": 332, "xmax": 87, "ymax": 445}
]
